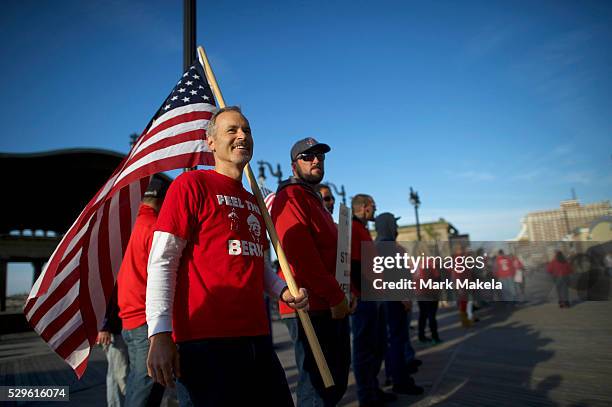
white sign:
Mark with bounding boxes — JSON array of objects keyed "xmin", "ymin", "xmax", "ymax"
[{"xmin": 335, "ymin": 204, "xmax": 352, "ymax": 299}]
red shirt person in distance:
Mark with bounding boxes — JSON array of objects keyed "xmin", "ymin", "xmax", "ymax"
[
  {"xmin": 547, "ymin": 250, "xmax": 573, "ymax": 308},
  {"xmin": 145, "ymin": 107, "xmax": 308, "ymax": 407},
  {"xmin": 495, "ymin": 249, "xmax": 518, "ymax": 302}
]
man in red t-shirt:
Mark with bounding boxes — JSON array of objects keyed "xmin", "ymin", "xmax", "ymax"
[
  {"xmin": 145, "ymin": 107, "xmax": 308, "ymax": 406},
  {"xmin": 272, "ymin": 137, "xmax": 351, "ymax": 406},
  {"xmin": 495, "ymin": 250, "xmax": 517, "ymax": 301},
  {"xmin": 116, "ymin": 178, "xmax": 168, "ymax": 407}
]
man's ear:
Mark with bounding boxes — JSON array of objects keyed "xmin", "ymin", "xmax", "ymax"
[{"xmin": 206, "ymin": 135, "xmax": 215, "ymax": 152}]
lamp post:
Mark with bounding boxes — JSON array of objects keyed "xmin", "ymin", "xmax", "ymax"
[
  {"xmin": 129, "ymin": 133, "xmax": 139, "ymax": 148},
  {"xmin": 257, "ymin": 160, "xmax": 283, "ymax": 186},
  {"xmin": 326, "ymin": 182, "xmax": 346, "ymax": 206},
  {"xmin": 410, "ymin": 187, "xmax": 422, "ymax": 241}
]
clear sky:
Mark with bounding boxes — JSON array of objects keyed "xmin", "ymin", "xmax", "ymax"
[{"xmin": 2, "ymin": 0, "xmax": 611, "ymax": 293}]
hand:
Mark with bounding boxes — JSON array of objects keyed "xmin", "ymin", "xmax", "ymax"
[
  {"xmin": 281, "ymin": 287, "xmax": 309, "ymax": 311},
  {"xmin": 147, "ymin": 332, "xmax": 180, "ymax": 388},
  {"xmin": 96, "ymin": 331, "xmax": 112, "ymax": 346},
  {"xmin": 331, "ymin": 297, "xmax": 350, "ymax": 319}
]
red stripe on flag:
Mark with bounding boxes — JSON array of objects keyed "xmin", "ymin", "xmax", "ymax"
[
  {"xmin": 77, "ymin": 210, "xmax": 102, "ymax": 347},
  {"xmin": 138, "ymin": 110, "xmax": 213, "ymax": 146},
  {"xmin": 119, "ymin": 185, "xmax": 134, "ymax": 255},
  {"xmin": 40, "ymin": 299, "xmax": 79, "ymax": 342},
  {"xmin": 128, "ymin": 129, "xmax": 208, "ymax": 165},
  {"xmin": 55, "ymin": 325, "xmax": 87, "ymax": 360},
  {"xmin": 27, "ymin": 270, "xmax": 80, "ymax": 328},
  {"xmin": 98, "ymin": 200, "xmax": 114, "ymax": 303}
]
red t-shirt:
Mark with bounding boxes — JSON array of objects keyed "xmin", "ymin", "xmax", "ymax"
[
  {"xmin": 547, "ymin": 259, "xmax": 572, "ymax": 277},
  {"xmin": 351, "ymin": 218, "xmax": 374, "ymax": 296},
  {"xmin": 117, "ymin": 204, "xmax": 157, "ymax": 330},
  {"xmin": 155, "ymin": 170, "xmax": 269, "ymax": 342},
  {"xmin": 272, "ymin": 182, "xmax": 344, "ymax": 316},
  {"xmin": 495, "ymin": 255, "xmax": 516, "ymax": 278}
]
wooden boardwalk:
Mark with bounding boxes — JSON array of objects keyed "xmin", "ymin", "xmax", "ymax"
[{"xmin": 1, "ymin": 301, "xmax": 611, "ymax": 406}]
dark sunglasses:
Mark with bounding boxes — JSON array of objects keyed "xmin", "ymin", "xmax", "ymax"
[
  {"xmin": 296, "ymin": 152, "xmax": 325, "ymax": 162},
  {"xmin": 322, "ymin": 196, "xmax": 335, "ymax": 202}
]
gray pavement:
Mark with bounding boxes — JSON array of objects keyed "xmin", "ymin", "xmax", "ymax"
[{"xmin": 1, "ymin": 300, "xmax": 611, "ymax": 406}]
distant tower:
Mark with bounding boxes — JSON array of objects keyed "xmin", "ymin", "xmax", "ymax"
[{"xmin": 571, "ymin": 188, "xmax": 577, "ymax": 201}]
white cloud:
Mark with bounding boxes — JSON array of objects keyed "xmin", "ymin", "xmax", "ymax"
[{"xmin": 454, "ymin": 171, "xmax": 496, "ymax": 182}]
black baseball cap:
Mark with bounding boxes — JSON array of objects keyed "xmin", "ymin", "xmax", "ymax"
[
  {"xmin": 144, "ymin": 178, "xmax": 169, "ymax": 199},
  {"xmin": 290, "ymin": 137, "xmax": 331, "ymax": 161}
]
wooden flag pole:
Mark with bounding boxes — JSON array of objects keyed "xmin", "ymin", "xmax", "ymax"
[{"xmin": 197, "ymin": 45, "xmax": 334, "ymax": 388}]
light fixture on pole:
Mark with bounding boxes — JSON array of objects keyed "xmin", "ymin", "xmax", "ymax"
[
  {"xmin": 257, "ymin": 160, "xmax": 283, "ymax": 186},
  {"xmin": 326, "ymin": 182, "xmax": 346, "ymax": 206},
  {"xmin": 409, "ymin": 187, "xmax": 422, "ymax": 241}
]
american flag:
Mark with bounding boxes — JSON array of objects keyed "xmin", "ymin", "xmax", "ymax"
[
  {"xmin": 23, "ymin": 61, "xmax": 216, "ymax": 378},
  {"xmin": 261, "ymin": 185, "xmax": 276, "ymax": 214}
]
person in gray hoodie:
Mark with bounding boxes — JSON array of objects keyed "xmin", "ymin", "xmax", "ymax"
[{"xmin": 374, "ymin": 213, "xmax": 423, "ymax": 395}]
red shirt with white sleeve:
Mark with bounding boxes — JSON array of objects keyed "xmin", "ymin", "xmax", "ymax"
[{"xmin": 153, "ymin": 170, "xmax": 270, "ymax": 342}]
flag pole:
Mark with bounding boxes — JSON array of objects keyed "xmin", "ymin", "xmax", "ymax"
[
  {"xmin": 197, "ymin": 45, "xmax": 335, "ymax": 388},
  {"xmin": 183, "ymin": 0, "xmax": 197, "ymax": 173}
]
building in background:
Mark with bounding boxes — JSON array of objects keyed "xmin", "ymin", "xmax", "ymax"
[{"xmin": 516, "ymin": 200, "xmax": 612, "ymax": 242}]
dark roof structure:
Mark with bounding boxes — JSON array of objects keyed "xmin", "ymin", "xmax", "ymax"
[{"xmin": 1, "ymin": 149, "xmax": 172, "ymax": 235}]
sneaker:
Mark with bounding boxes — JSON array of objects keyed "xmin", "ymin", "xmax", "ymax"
[
  {"xmin": 376, "ymin": 389, "xmax": 398, "ymax": 402},
  {"xmin": 406, "ymin": 364, "xmax": 419, "ymax": 374},
  {"xmin": 418, "ymin": 336, "xmax": 432, "ymax": 344},
  {"xmin": 359, "ymin": 401, "xmax": 385, "ymax": 407},
  {"xmin": 393, "ymin": 383, "xmax": 425, "ymax": 395},
  {"xmin": 408, "ymin": 358, "xmax": 423, "ymax": 368},
  {"xmin": 431, "ymin": 338, "xmax": 443, "ymax": 345}
]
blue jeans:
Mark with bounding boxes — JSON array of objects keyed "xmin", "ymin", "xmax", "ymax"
[
  {"xmin": 284, "ymin": 314, "xmax": 351, "ymax": 406},
  {"xmin": 351, "ymin": 301, "xmax": 386, "ymax": 404},
  {"xmin": 103, "ymin": 333, "xmax": 129, "ymax": 407},
  {"xmin": 500, "ymin": 277, "xmax": 517, "ymax": 301},
  {"xmin": 554, "ymin": 275, "xmax": 570, "ymax": 302},
  {"xmin": 177, "ymin": 335, "xmax": 293, "ymax": 406},
  {"xmin": 122, "ymin": 324, "xmax": 165, "ymax": 407},
  {"xmin": 383, "ymin": 301, "xmax": 414, "ymax": 387}
]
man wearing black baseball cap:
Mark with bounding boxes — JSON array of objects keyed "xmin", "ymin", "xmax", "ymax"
[
  {"xmin": 117, "ymin": 176, "xmax": 169, "ymax": 407},
  {"xmin": 272, "ymin": 137, "xmax": 351, "ymax": 406}
]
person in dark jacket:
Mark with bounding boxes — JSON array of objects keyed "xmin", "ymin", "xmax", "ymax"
[{"xmin": 375, "ymin": 213, "xmax": 424, "ymax": 397}]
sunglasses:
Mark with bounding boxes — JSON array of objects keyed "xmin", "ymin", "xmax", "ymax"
[
  {"xmin": 322, "ymin": 196, "xmax": 335, "ymax": 202},
  {"xmin": 296, "ymin": 152, "xmax": 325, "ymax": 162}
]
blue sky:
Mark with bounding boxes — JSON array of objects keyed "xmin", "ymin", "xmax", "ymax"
[{"xmin": 2, "ymin": 1, "xmax": 611, "ymax": 292}]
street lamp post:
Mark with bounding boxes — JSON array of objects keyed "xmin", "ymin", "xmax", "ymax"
[
  {"xmin": 326, "ymin": 182, "xmax": 346, "ymax": 206},
  {"xmin": 410, "ymin": 187, "xmax": 422, "ymax": 241},
  {"xmin": 257, "ymin": 160, "xmax": 283, "ymax": 186}
]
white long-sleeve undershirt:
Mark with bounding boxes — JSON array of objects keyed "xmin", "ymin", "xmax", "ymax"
[{"xmin": 145, "ymin": 230, "xmax": 287, "ymax": 338}]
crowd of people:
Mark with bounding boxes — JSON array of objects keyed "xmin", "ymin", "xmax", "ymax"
[{"xmin": 95, "ymin": 106, "xmax": 579, "ymax": 407}]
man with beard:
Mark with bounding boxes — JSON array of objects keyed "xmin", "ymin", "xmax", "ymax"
[
  {"xmin": 145, "ymin": 107, "xmax": 309, "ymax": 406},
  {"xmin": 272, "ymin": 137, "xmax": 351, "ymax": 406}
]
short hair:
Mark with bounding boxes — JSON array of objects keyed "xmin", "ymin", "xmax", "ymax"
[
  {"xmin": 315, "ymin": 184, "xmax": 332, "ymax": 194},
  {"xmin": 352, "ymin": 194, "xmax": 373, "ymax": 210},
  {"xmin": 207, "ymin": 106, "xmax": 243, "ymax": 139}
]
